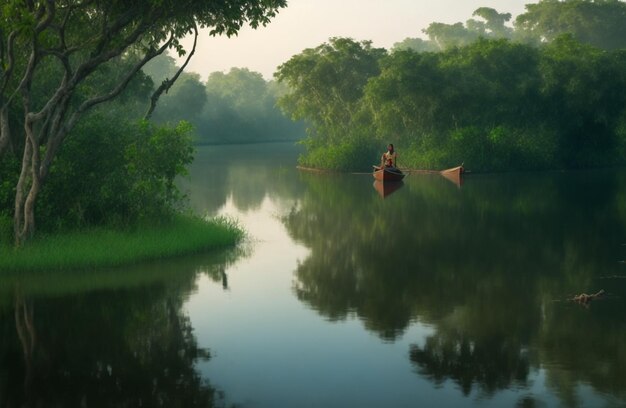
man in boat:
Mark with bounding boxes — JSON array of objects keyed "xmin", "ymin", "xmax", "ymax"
[{"xmin": 380, "ymin": 143, "xmax": 397, "ymax": 169}]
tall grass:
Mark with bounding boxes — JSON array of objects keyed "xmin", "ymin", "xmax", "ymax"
[{"xmin": 0, "ymin": 215, "xmax": 244, "ymax": 272}]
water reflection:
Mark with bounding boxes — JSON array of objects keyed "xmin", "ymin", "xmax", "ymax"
[
  {"xmin": 11, "ymin": 141, "xmax": 624, "ymax": 407},
  {"xmin": 283, "ymin": 169, "xmax": 626, "ymax": 405},
  {"xmin": 182, "ymin": 142, "xmax": 304, "ymax": 216},
  {"xmin": 409, "ymin": 331, "xmax": 530, "ymax": 396},
  {"xmin": 373, "ymin": 180, "xmax": 404, "ymax": 198},
  {"xmin": 0, "ymin": 249, "xmax": 244, "ymax": 407}
]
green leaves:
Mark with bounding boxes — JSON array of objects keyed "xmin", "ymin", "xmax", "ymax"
[
  {"xmin": 36, "ymin": 114, "xmax": 195, "ymax": 231},
  {"xmin": 275, "ymin": 37, "xmax": 386, "ymax": 144},
  {"xmin": 284, "ymin": 31, "xmax": 626, "ymax": 172},
  {"xmin": 514, "ymin": 0, "xmax": 626, "ymax": 50},
  {"xmin": 2, "ymin": 0, "xmax": 288, "ymax": 241},
  {"xmin": 125, "ymin": 120, "xmax": 195, "ymax": 218}
]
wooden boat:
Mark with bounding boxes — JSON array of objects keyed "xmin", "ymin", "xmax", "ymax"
[
  {"xmin": 372, "ymin": 166, "xmax": 405, "ymax": 182},
  {"xmin": 440, "ymin": 165, "xmax": 464, "ymax": 187},
  {"xmin": 440, "ymin": 165, "xmax": 464, "ymax": 177},
  {"xmin": 373, "ymin": 180, "xmax": 404, "ymax": 198}
]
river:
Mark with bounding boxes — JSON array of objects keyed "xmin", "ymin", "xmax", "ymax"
[{"xmin": 1, "ymin": 142, "xmax": 626, "ymax": 407}]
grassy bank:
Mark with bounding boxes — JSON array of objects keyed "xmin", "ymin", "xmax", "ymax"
[{"xmin": 0, "ymin": 215, "xmax": 244, "ymax": 272}]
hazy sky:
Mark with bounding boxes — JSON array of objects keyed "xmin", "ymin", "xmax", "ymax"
[{"xmin": 178, "ymin": 0, "xmax": 536, "ymax": 80}]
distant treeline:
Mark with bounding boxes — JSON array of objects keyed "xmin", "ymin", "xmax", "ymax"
[
  {"xmin": 143, "ymin": 58, "xmax": 305, "ymax": 144},
  {"xmin": 275, "ymin": 0, "xmax": 626, "ymax": 172}
]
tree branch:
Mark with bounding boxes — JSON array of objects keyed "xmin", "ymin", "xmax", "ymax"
[
  {"xmin": 28, "ymin": 16, "xmax": 152, "ymax": 125},
  {"xmin": 145, "ymin": 23, "xmax": 198, "ymax": 120},
  {"xmin": 75, "ymin": 37, "xmax": 174, "ymax": 117},
  {"xmin": 71, "ymin": 16, "xmax": 153, "ymax": 89},
  {"xmin": 35, "ymin": 0, "xmax": 57, "ymax": 35},
  {"xmin": 40, "ymin": 94, "xmax": 71, "ymax": 180},
  {"xmin": 48, "ymin": 34, "xmax": 175, "ymax": 171}
]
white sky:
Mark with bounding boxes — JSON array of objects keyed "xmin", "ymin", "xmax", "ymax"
[{"xmin": 177, "ymin": 0, "xmax": 535, "ymax": 80}]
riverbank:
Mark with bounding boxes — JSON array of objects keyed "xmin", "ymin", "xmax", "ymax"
[{"xmin": 0, "ymin": 215, "xmax": 244, "ymax": 272}]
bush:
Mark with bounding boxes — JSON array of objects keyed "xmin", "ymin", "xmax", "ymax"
[
  {"xmin": 37, "ymin": 114, "xmax": 194, "ymax": 232},
  {"xmin": 298, "ymin": 137, "xmax": 380, "ymax": 172},
  {"xmin": 125, "ymin": 120, "xmax": 195, "ymax": 221},
  {"xmin": 0, "ymin": 214, "xmax": 12, "ymax": 247}
]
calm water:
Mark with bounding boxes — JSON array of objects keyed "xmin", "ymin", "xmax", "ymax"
[{"xmin": 2, "ymin": 143, "xmax": 626, "ymax": 407}]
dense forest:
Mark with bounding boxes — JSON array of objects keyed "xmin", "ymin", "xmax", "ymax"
[
  {"xmin": 143, "ymin": 54, "xmax": 305, "ymax": 145},
  {"xmin": 276, "ymin": 0, "xmax": 626, "ymax": 172},
  {"xmin": 0, "ymin": 0, "xmax": 287, "ymax": 245},
  {"xmin": 2, "ymin": 0, "xmax": 626, "ymax": 245}
]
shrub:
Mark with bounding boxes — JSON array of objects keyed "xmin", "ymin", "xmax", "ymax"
[
  {"xmin": 37, "ymin": 114, "xmax": 194, "ymax": 232},
  {"xmin": 298, "ymin": 138, "xmax": 379, "ymax": 172}
]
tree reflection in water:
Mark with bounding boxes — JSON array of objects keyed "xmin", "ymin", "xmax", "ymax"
[
  {"xmin": 409, "ymin": 332, "xmax": 530, "ymax": 396},
  {"xmin": 0, "ymin": 248, "xmax": 244, "ymax": 407},
  {"xmin": 283, "ymin": 170, "xmax": 626, "ymax": 405}
]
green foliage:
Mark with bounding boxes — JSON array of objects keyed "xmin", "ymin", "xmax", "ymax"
[
  {"xmin": 399, "ymin": 1, "xmax": 626, "ymax": 54},
  {"xmin": 126, "ymin": 120, "xmax": 195, "ymax": 217},
  {"xmin": 424, "ymin": 22, "xmax": 481, "ymax": 49},
  {"xmin": 443, "ymin": 125, "xmax": 557, "ymax": 171},
  {"xmin": 391, "ymin": 37, "xmax": 439, "ymax": 53},
  {"xmin": 142, "ymin": 53, "xmax": 180, "ymax": 84},
  {"xmin": 275, "ymin": 38, "xmax": 387, "ymax": 144},
  {"xmin": 538, "ymin": 35, "xmax": 626, "ymax": 167},
  {"xmin": 280, "ymin": 30, "xmax": 626, "ymax": 172},
  {"xmin": 37, "ymin": 115, "xmax": 195, "ymax": 231},
  {"xmin": 145, "ymin": 62, "xmax": 304, "ymax": 144},
  {"xmin": 1, "ymin": 0, "xmax": 288, "ymax": 245},
  {"xmin": 515, "ymin": 0, "xmax": 626, "ymax": 50},
  {"xmin": 199, "ymin": 68, "xmax": 304, "ymax": 143},
  {"xmin": 0, "ymin": 214, "xmax": 12, "ymax": 248},
  {"xmin": 470, "ymin": 7, "xmax": 514, "ymax": 38},
  {"xmin": 13, "ymin": 51, "xmax": 191, "ymax": 233},
  {"xmin": 414, "ymin": 7, "xmax": 513, "ymax": 51},
  {"xmin": 0, "ymin": 155, "xmax": 18, "ymax": 218},
  {"xmin": 297, "ymin": 137, "xmax": 379, "ymax": 172},
  {"xmin": 152, "ymin": 72, "xmax": 208, "ymax": 124}
]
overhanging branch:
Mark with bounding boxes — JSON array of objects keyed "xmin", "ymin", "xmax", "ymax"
[
  {"xmin": 65, "ymin": 33, "xmax": 175, "ymax": 132},
  {"xmin": 144, "ymin": 23, "xmax": 198, "ymax": 120}
]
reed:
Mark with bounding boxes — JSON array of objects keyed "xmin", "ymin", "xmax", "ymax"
[{"xmin": 0, "ymin": 215, "xmax": 244, "ymax": 272}]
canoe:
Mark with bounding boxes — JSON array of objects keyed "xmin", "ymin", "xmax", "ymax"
[
  {"xmin": 372, "ymin": 166, "xmax": 405, "ymax": 182},
  {"xmin": 440, "ymin": 165, "xmax": 464, "ymax": 177},
  {"xmin": 440, "ymin": 165, "xmax": 464, "ymax": 187}
]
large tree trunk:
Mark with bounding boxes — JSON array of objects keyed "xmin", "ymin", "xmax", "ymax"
[
  {"xmin": 14, "ymin": 132, "xmax": 39, "ymax": 246},
  {"xmin": 13, "ymin": 99, "xmax": 64, "ymax": 246}
]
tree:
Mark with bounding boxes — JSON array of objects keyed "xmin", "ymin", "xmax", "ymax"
[
  {"xmin": 142, "ymin": 52, "xmax": 180, "ymax": 85},
  {"xmin": 275, "ymin": 37, "xmax": 386, "ymax": 143},
  {"xmin": 391, "ymin": 37, "xmax": 438, "ymax": 53},
  {"xmin": 538, "ymin": 35, "xmax": 626, "ymax": 167},
  {"xmin": 145, "ymin": 66, "xmax": 303, "ymax": 144},
  {"xmin": 468, "ymin": 7, "xmax": 513, "ymax": 39},
  {"xmin": 206, "ymin": 68, "xmax": 267, "ymax": 108},
  {"xmin": 152, "ymin": 72, "xmax": 208, "ymax": 124},
  {"xmin": 423, "ymin": 22, "xmax": 479, "ymax": 50},
  {"xmin": 0, "ymin": 0, "xmax": 287, "ymax": 245},
  {"xmin": 515, "ymin": 0, "xmax": 626, "ymax": 50},
  {"xmin": 275, "ymin": 38, "xmax": 387, "ymax": 170},
  {"xmin": 423, "ymin": 7, "xmax": 513, "ymax": 50}
]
